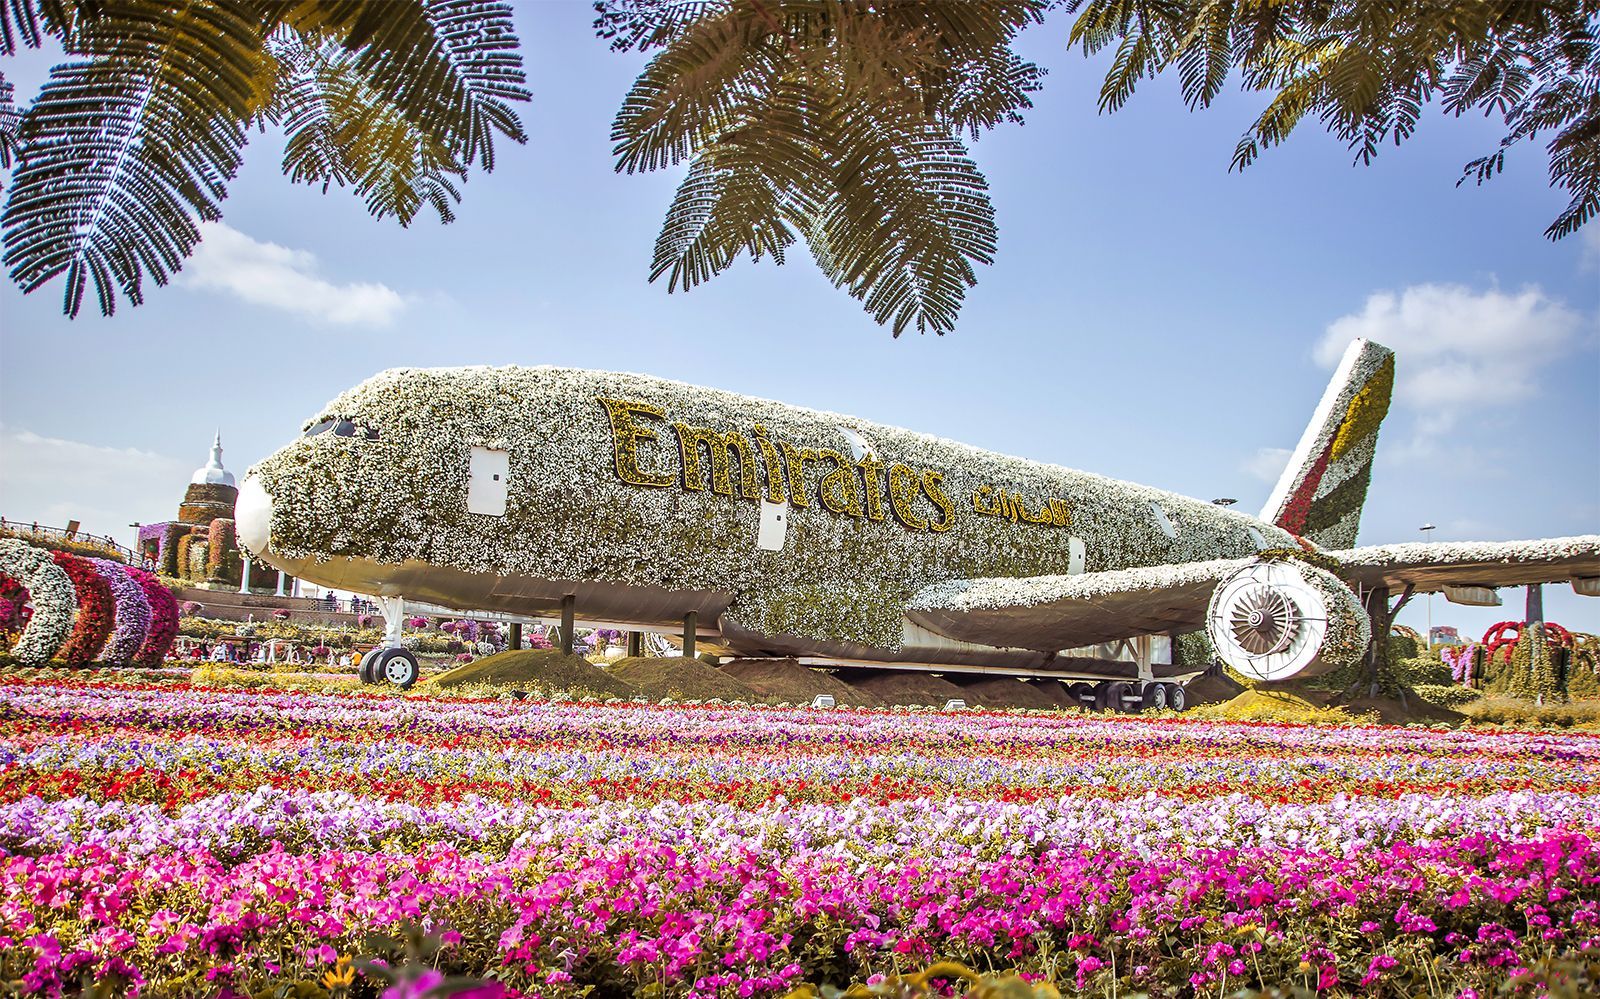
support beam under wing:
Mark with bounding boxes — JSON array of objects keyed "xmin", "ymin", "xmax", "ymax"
[{"xmin": 905, "ymin": 558, "xmax": 1255, "ymax": 652}]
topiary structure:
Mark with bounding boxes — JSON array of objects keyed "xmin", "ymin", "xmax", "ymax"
[{"xmin": 50, "ymin": 552, "xmax": 115, "ymax": 665}]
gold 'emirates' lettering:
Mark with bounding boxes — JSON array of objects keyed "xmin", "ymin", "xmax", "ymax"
[
  {"xmin": 599, "ymin": 399, "xmax": 674, "ymax": 487},
  {"xmin": 598, "ymin": 397, "xmax": 1070, "ymax": 534}
]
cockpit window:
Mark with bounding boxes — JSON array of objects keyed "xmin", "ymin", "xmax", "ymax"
[{"xmin": 304, "ymin": 417, "xmax": 379, "ymax": 440}]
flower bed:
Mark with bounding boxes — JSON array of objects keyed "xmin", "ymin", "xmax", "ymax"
[{"xmin": 1, "ymin": 679, "xmax": 1599, "ymax": 996}]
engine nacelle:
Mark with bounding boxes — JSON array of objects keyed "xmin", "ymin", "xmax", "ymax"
[{"xmin": 1205, "ymin": 559, "xmax": 1370, "ymax": 682}]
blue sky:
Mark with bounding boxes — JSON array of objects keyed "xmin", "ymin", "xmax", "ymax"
[{"xmin": 2, "ymin": 2, "xmax": 1596, "ymax": 639}]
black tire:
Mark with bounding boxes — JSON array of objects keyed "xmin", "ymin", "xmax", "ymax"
[
  {"xmin": 1068, "ymin": 682, "xmax": 1097, "ymax": 710},
  {"xmin": 361, "ymin": 649, "xmax": 391, "ymax": 685},
  {"xmin": 379, "ymin": 649, "xmax": 420, "ymax": 689},
  {"xmin": 1141, "ymin": 682, "xmax": 1169, "ymax": 711},
  {"xmin": 1098, "ymin": 680, "xmax": 1133, "ymax": 713},
  {"xmin": 1166, "ymin": 683, "xmax": 1189, "ymax": 713}
]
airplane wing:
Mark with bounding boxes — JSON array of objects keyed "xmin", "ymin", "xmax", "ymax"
[
  {"xmin": 1326, "ymin": 535, "xmax": 1600, "ymax": 593},
  {"xmin": 906, "ymin": 536, "xmax": 1600, "ymax": 653},
  {"xmin": 905, "ymin": 558, "xmax": 1255, "ymax": 652}
]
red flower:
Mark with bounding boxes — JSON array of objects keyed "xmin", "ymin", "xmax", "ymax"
[{"xmin": 50, "ymin": 552, "xmax": 116, "ymax": 665}]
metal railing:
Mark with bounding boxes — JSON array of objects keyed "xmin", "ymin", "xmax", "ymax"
[{"xmin": 0, "ymin": 518, "xmax": 140, "ymax": 563}]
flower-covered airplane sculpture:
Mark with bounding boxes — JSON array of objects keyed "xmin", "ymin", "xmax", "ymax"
[{"xmin": 237, "ymin": 340, "xmax": 1599, "ymax": 697}]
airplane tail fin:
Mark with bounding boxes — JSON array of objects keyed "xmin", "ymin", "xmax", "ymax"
[{"xmin": 1260, "ymin": 339, "xmax": 1395, "ymax": 549}]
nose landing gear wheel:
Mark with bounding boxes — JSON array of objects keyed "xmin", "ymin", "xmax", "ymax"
[
  {"xmin": 381, "ymin": 649, "xmax": 420, "ymax": 689},
  {"xmin": 360, "ymin": 649, "xmax": 390, "ymax": 685}
]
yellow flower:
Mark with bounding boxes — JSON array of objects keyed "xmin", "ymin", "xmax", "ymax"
[{"xmin": 322, "ymin": 955, "xmax": 355, "ymax": 989}]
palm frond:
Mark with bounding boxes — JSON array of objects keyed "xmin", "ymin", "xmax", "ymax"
[
  {"xmin": 1071, "ymin": 0, "xmax": 1600, "ymax": 239},
  {"xmin": 276, "ymin": 0, "xmax": 528, "ymax": 172},
  {"xmin": 271, "ymin": 37, "xmax": 464, "ymax": 225},
  {"xmin": 0, "ymin": 73, "xmax": 17, "ymax": 169},
  {"xmin": 1, "ymin": 0, "xmax": 267, "ymax": 317},
  {"xmin": 612, "ymin": 0, "xmax": 1042, "ymax": 336},
  {"xmin": 594, "ymin": 0, "xmax": 726, "ymax": 53}
]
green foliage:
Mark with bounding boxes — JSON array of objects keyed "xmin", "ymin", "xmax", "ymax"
[
  {"xmin": 1172, "ymin": 629, "xmax": 1215, "ymax": 668},
  {"xmin": 1410, "ymin": 683, "xmax": 1482, "ymax": 710},
  {"xmin": 1, "ymin": 0, "xmax": 529, "ymax": 317},
  {"xmin": 1463, "ymin": 696, "xmax": 1600, "ymax": 729},
  {"xmin": 1064, "ymin": 0, "xmax": 1600, "ymax": 241},
  {"xmin": 601, "ymin": 0, "xmax": 1046, "ymax": 336}
]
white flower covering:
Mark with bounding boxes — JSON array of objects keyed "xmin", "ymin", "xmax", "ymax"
[
  {"xmin": 0, "ymin": 540, "xmax": 76, "ymax": 665},
  {"xmin": 908, "ymin": 558, "xmax": 1252, "ymax": 613},
  {"xmin": 1333, "ymin": 535, "xmax": 1600, "ymax": 568},
  {"xmin": 248, "ymin": 367, "xmax": 1303, "ymax": 653},
  {"xmin": 1303, "ymin": 561, "xmax": 1372, "ymax": 671}
]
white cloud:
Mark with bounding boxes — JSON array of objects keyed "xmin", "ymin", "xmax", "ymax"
[
  {"xmin": 0, "ymin": 427, "xmax": 190, "ymax": 540},
  {"xmin": 1315, "ymin": 283, "xmax": 1586, "ymax": 438},
  {"xmin": 180, "ymin": 222, "xmax": 406, "ymax": 327},
  {"xmin": 1242, "ymin": 446, "xmax": 1292, "ymax": 483}
]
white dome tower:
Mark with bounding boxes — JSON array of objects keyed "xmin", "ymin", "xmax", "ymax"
[{"xmin": 192, "ymin": 430, "xmax": 236, "ymax": 488}]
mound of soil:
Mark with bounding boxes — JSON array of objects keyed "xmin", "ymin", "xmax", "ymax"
[
  {"xmin": 609, "ymin": 656, "xmax": 760, "ymax": 702},
  {"xmin": 1180, "ymin": 671, "xmax": 1246, "ymax": 706},
  {"xmin": 1342, "ymin": 691, "xmax": 1465, "ymax": 726},
  {"xmin": 952, "ymin": 676, "xmax": 1066, "ymax": 710},
  {"xmin": 718, "ymin": 659, "xmax": 882, "ymax": 707},
  {"xmin": 1025, "ymin": 678, "xmax": 1079, "ymax": 708},
  {"xmin": 845, "ymin": 670, "xmax": 967, "ymax": 707},
  {"xmin": 432, "ymin": 650, "xmax": 637, "ymax": 698}
]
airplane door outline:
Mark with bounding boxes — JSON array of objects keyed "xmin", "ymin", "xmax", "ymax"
[
  {"xmin": 467, "ymin": 447, "xmax": 510, "ymax": 516},
  {"xmin": 757, "ymin": 500, "xmax": 788, "ymax": 551}
]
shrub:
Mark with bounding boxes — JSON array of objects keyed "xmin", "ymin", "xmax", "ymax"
[{"xmin": 1411, "ymin": 683, "xmax": 1483, "ymax": 710}]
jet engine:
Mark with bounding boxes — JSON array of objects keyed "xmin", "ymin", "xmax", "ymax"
[{"xmin": 1205, "ymin": 559, "xmax": 1370, "ymax": 682}]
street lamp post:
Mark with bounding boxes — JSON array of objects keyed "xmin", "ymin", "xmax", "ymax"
[{"xmin": 1420, "ymin": 523, "xmax": 1436, "ymax": 648}]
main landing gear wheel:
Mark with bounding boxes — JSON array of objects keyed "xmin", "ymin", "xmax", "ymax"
[
  {"xmin": 1141, "ymin": 683, "xmax": 1169, "ymax": 711},
  {"xmin": 1068, "ymin": 682, "xmax": 1097, "ymax": 711},
  {"xmin": 1098, "ymin": 680, "xmax": 1133, "ymax": 713},
  {"xmin": 380, "ymin": 649, "xmax": 420, "ymax": 689},
  {"xmin": 1164, "ymin": 683, "xmax": 1188, "ymax": 712}
]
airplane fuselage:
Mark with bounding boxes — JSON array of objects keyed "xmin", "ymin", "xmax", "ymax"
[{"xmin": 239, "ymin": 366, "xmax": 1300, "ymax": 666}]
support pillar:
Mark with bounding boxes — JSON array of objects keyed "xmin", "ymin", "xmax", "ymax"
[
  {"xmin": 1361, "ymin": 585, "xmax": 1390, "ymax": 697},
  {"xmin": 238, "ymin": 556, "xmax": 251, "ymax": 595},
  {"xmin": 509, "ymin": 622, "xmax": 522, "ymax": 651},
  {"xmin": 627, "ymin": 631, "xmax": 642, "ymax": 657},
  {"xmin": 559, "ymin": 595, "xmax": 575, "ymax": 656},
  {"xmin": 682, "ymin": 611, "xmax": 697, "ymax": 660},
  {"xmin": 275, "ymin": 573, "xmax": 286, "ymax": 597},
  {"xmin": 1527, "ymin": 583, "xmax": 1544, "ymax": 629}
]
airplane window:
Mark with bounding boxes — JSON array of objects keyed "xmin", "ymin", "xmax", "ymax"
[
  {"xmin": 303, "ymin": 419, "xmax": 336, "ymax": 437},
  {"xmin": 362, "ymin": 426, "xmax": 379, "ymax": 440},
  {"xmin": 332, "ymin": 420, "xmax": 357, "ymax": 437}
]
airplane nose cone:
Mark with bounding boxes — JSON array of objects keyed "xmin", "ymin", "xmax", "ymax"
[{"xmin": 235, "ymin": 475, "xmax": 274, "ymax": 556}]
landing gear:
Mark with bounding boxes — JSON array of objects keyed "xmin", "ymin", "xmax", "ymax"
[
  {"xmin": 1141, "ymin": 682, "xmax": 1169, "ymax": 711},
  {"xmin": 380, "ymin": 649, "xmax": 420, "ymax": 689},
  {"xmin": 362, "ymin": 648, "xmax": 391, "ymax": 685},
  {"xmin": 1068, "ymin": 682, "xmax": 1098, "ymax": 711},
  {"xmin": 359, "ymin": 647, "xmax": 420, "ymax": 689},
  {"xmin": 1097, "ymin": 680, "xmax": 1135, "ymax": 713},
  {"xmin": 1165, "ymin": 682, "xmax": 1188, "ymax": 713}
]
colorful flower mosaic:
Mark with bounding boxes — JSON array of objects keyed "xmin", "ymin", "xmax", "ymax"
[{"xmin": 1, "ymin": 678, "xmax": 1598, "ymax": 997}]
